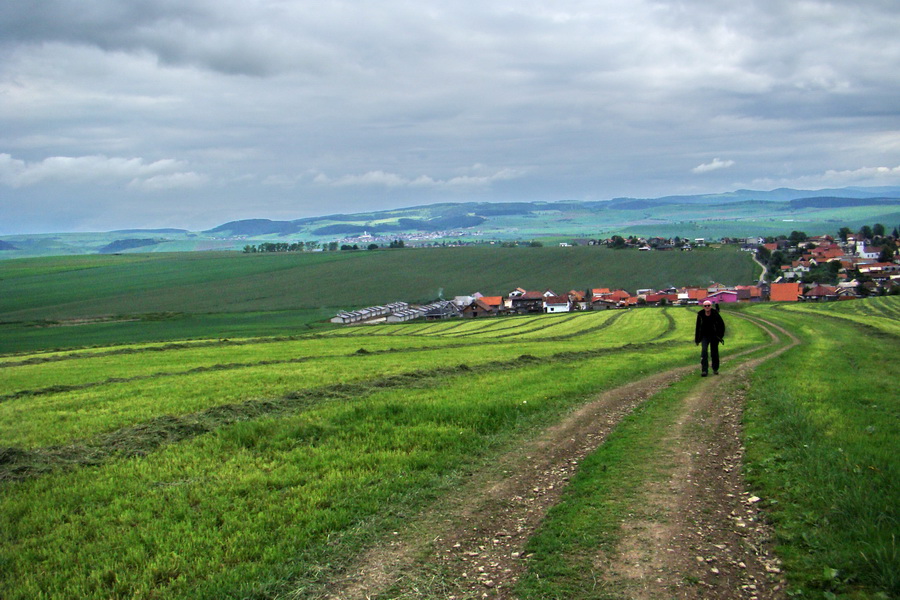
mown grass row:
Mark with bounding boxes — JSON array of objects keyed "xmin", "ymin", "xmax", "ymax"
[
  {"xmin": 4, "ymin": 309, "xmax": 753, "ymax": 450},
  {"xmin": 0, "ymin": 304, "xmax": 768, "ymax": 599},
  {"xmin": 773, "ymin": 297, "xmax": 900, "ymax": 338},
  {"xmin": 1, "ymin": 338, "xmax": 707, "ymax": 599},
  {"xmin": 0, "ymin": 334, "xmax": 470, "ymax": 395}
]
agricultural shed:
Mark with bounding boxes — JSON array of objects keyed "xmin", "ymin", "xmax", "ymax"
[
  {"xmin": 386, "ymin": 308, "xmax": 423, "ymax": 323},
  {"xmin": 423, "ymin": 300, "xmax": 461, "ymax": 320}
]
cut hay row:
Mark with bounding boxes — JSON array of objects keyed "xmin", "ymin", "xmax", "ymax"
[{"xmin": 0, "ymin": 302, "xmax": 782, "ymax": 599}]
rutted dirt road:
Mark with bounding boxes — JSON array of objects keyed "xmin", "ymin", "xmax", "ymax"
[{"xmin": 321, "ymin": 317, "xmax": 796, "ymax": 599}]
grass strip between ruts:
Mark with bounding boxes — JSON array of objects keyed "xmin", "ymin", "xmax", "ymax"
[{"xmin": 512, "ymin": 368, "xmax": 706, "ymax": 599}]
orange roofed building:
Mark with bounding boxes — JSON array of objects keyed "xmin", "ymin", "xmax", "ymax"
[{"xmin": 769, "ymin": 282, "xmax": 802, "ymax": 302}]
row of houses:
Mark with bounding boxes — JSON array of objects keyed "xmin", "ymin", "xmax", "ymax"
[
  {"xmin": 453, "ymin": 284, "xmax": 769, "ymax": 319},
  {"xmin": 775, "ymin": 236, "xmax": 898, "ymax": 282},
  {"xmin": 332, "ymin": 276, "xmax": 898, "ymax": 325}
]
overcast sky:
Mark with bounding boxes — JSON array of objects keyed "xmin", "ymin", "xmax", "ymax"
[{"xmin": 2, "ymin": 0, "xmax": 899, "ymax": 234}]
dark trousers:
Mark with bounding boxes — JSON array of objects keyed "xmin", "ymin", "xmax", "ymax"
[{"xmin": 700, "ymin": 337, "xmax": 720, "ymax": 373}]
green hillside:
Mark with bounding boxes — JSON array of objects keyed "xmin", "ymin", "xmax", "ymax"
[
  {"xmin": 0, "ymin": 246, "xmax": 755, "ymax": 318},
  {"xmin": 0, "ymin": 245, "xmax": 757, "ymax": 353},
  {"xmin": 1, "ymin": 188, "xmax": 898, "ymax": 259}
]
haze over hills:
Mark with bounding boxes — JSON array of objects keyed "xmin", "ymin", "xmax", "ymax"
[{"xmin": 1, "ymin": 186, "xmax": 899, "ymax": 259}]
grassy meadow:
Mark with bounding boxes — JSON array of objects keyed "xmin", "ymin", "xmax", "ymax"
[
  {"xmin": 2, "ymin": 308, "xmax": 749, "ymax": 599},
  {"xmin": 1, "ymin": 249, "xmax": 896, "ymax": 599}
]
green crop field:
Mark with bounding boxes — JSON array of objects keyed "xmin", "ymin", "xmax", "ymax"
[
  {"xmin": 1, "ymin": 296, "xmax": 897, "ymax": 599},
  {"xmin": 0, "ymin": 245, "xmax": 758, "ymax": 353}
]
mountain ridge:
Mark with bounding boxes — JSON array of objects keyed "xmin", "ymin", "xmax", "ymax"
[{"xmin": 206, "ymin": 186, "xmax": 900, "ymax": 237}]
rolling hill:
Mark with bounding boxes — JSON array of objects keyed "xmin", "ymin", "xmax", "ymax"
[{"xmin": 1, "ymin": 186, "xmax": 898, "ymax": 259}]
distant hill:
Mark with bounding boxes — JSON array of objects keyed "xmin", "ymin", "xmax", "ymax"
[
  {"xmin": 205, "ymin": 187, "xmax": 900, "ymax": 239},
  {"xmin": 2, "ymin": 186, "xmax": 899, "ymax": 259},
  {"xmin": 111, "ymin": 228, "xmax": 188, "ymax": 234},
  {"xmin": 788, "ymin": 197, "xmax": 900, "ymax": 209},
  {"xmin": 207, "ymin": 219, "xmax": 301, "ymax": 236},
  {"xmin": 98, "ymin": 239, "xmax": 160, "ymax": 254},
  {"xmin": 0, "ymin": 240, "xmax": 18, "ymax": 251}
]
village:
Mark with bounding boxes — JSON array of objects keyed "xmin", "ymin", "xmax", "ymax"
[{"xmin": 331, "ymin": 230, "xmax": 900, "ymax": 325}]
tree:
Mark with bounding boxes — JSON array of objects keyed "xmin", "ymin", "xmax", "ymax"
[
  {"xmin": 873, "ymin": 223, "xmax": 886, "ymax": 237},
  {"xmin": 837, "ymin": 227, "xmax": 852, "ymax": 242},
  {"xmin": 529, "ymin": 240, "xmax": 543, "ymax": 247},
  {"xmin": 879, "ymin": 245, "xmax": 895, "ymax": 263},
  {"xmin": 860, "ymin": 225, "xmax": 874, "ymax": 240},
  {"xmin": 609, "ymin": 235, "xmax": 626, "ymax": 249},
  {"xmin": 789, "ymin": 230, "xmax": 807, "ymax": 244},
  {"xmin": 367, "ymin": 243, "xmax": 379, "ymax": 250}
]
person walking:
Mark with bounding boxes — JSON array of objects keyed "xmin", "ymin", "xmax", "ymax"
[{"xmin": 695, "ymin": 300, "xmax": 725, "ymax": 376}]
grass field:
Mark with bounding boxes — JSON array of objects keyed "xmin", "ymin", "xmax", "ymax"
[
  {"xmin": 742, "ymin": 301, "xmax": 899, "ymax": 598},
  {"xmin": 0, "ymin": 245, "xmax": 758, "ymax": 353},
  {"xmin": 1, "ymin": 256, "xmax": 896, "ymax": 598}
]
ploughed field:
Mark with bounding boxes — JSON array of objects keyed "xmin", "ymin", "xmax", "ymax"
[{"xmin": 1, "ymin": 299, "xmax": 897, "ymax": 599}]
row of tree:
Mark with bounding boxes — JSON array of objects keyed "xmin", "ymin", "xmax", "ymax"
[{"xmin": 243, "ymin": 240, "xmax": 406, "ymax": 253}]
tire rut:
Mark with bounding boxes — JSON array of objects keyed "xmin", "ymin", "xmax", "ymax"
[{"xmin": 599, "ymin": 318, "xmax": 796, "ymax": 599}]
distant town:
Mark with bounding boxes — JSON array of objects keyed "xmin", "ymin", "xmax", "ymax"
[{"xmin": 330, "ymin": 225, "xmax": 900, "ymax": 324}]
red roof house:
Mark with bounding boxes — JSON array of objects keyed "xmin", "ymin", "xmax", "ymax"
[{"xmin": 770, "ymin": 282, "xmax": 802, "ymax": 302}]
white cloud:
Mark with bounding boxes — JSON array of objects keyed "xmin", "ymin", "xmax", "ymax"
[
  {"xmin": 313, "ymin": 167, "xmax": 524, "ymax": 189},
  {"xmin": 2, "ymin": 1, "xmax": 900, "ymax": 233},
  {"xmin": 129, "ymin": 171, "xmax": 209, "ymax": 191},
  {"xmin": 752, "ymin": 165, "xmax": 900, "ymax": 189},
  {"xmin": 692, "ymin": 158, "xmax": 736, "ymax": 174},
  {"xmin": 0, "ymin": 153, "xmax": 207, "ymax": 190}
]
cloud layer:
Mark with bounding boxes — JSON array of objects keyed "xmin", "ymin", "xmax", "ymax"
[{"xmin": 2, "ymin": 0, "xmax": 899, "ymax": 233}]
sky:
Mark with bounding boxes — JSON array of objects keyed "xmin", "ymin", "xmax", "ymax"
[{"xmin": 2, "ymin": 0, "xmax": 900, "ymax": 234}]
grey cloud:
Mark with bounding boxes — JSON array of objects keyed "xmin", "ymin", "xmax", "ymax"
[{"xmin": 2, "ymin": 1, "xmax": 900, "ymax": 233}]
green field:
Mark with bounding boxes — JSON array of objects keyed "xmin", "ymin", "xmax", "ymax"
[
  {"xmin": 0, "ymin": 245, "xmax": 758, "ymax": 353},
  {"xmin": 1, "ymin": 295, "xmax": 897, "ymax": 599}
]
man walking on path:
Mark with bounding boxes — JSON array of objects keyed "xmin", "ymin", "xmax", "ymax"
[{"xmin": 695, "ymin": 300, "xmax": 726, "ymax": 376}]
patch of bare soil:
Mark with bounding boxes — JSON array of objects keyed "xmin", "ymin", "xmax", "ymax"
[{"xmin": 321, "ymin": 318, "xmax": 796, "ymax": 600}]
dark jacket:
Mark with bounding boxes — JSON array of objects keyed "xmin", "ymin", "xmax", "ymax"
[{"xmin": 695, "ymin": 306, "xmax": 726, "ymax": 344}]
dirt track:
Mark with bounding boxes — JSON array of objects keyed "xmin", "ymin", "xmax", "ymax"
[{"xmin": 321, "ymin": 317, "xmax": 795, "ymax": 599}]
